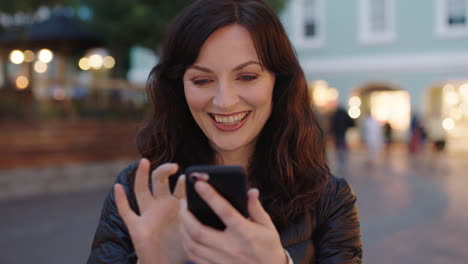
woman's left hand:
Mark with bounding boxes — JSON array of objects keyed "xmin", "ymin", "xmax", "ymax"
[{"xmin": 179, "ymin": 181, "xmax": 287, "ymax": 264}]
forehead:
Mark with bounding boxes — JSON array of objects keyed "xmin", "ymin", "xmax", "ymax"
[{"xmin": 194, "ymin": 24, "xmax": 260, "ymax": 66}]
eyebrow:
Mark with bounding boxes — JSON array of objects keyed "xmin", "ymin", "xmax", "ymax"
[{"xmin": 187, "ymin": 60, "xmax": 261, "ymax": 73}]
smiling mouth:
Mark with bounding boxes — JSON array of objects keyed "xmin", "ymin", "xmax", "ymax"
[{"xmin": 209, "ymin": 111, "xmax": 251, "ymax": 126}]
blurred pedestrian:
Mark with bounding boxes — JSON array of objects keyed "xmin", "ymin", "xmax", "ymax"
[
  {"xmin": 409, "ymin": 114, "xmax": 426, "ymax": 154},
  {"xmin": 330, "ymin": 106, "xmax": 354, "ymax": 170},
  {"xmin": 87, "ymin": 0, "xmax": 362, "ymax": 263},
  {"xmin": 383, "ymin": 121, "xmax": 393, "ymax": 154},
  {"xmin": 362, "ymin": 114, "xmax": 384, "ymax": 166},
  {"xmin": 426, "ymin": 114, "xmax": 447, "ymax": 170}
]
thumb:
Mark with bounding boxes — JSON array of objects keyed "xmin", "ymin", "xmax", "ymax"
[{"xmin": 247, "ymin": 188, "xmax": 274, "ymax": 228}]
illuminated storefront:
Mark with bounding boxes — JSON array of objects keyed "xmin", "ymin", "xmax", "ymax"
[
  {"xmin": 426, "ymin": 81, "xmax": 468, "ymax": 151},
  {"xmin": 348, "ymin": 83, "xmax": 411, "ymax": 141}
]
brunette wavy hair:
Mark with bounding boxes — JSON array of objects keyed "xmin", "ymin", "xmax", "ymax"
[{"xmin": 137, "ymin": 0, "xmax": 330, "ymax": 228}]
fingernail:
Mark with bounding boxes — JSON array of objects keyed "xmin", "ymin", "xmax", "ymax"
[
  {"xmin": 195, "ymin": 181, "xmax": 207, "ymax": 192},
  {"xmin": 178, "ymin": 174, "xmax": 186, "ymax": 182}
]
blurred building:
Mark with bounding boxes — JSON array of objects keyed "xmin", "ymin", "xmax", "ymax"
[
  {"xmin": 0, "ymin": 9, "xmax": 147, "ymax": 121},
  {"xmin": 281, "ymin": 0, "xmax": 468, "ymax": 150}
]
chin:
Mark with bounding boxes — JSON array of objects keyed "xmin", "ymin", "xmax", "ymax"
[{"xmin": 211, "ymin": 137, "xmax": 251, "ymax": 153}]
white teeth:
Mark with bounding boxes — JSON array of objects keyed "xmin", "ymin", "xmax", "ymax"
[{"xmin": 213, "ymin": 112, "xmax": 248, "ymax": 125}]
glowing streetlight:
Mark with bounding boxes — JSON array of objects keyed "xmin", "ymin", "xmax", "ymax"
[
  {"xmin": 38, "ymin": 49, "xmax": 54, "ymax": 63},
  {"xmin": 16, "ymin": 76, "xmax": 29, "ymax": 89},
  {"xmin": 9, "ymin": 50, "xmax": 24, "ymax": 64}
]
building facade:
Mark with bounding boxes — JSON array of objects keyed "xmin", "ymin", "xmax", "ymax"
[{"xmin": 281, "ymin": 0, "xmax": 468, "ymax": 148}]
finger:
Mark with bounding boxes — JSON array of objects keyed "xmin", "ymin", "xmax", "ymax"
[
  {"xmin": 194, "ymin": 181, "xmax": 246, "ymax": 228},
  {"xmin": 247, "ymin": 188, "xmax": 275, "ymax": 228},
  {"xmin": 133, "ymin": 158, "xmax": 152, "ymax": 211},
  {"xmin": 114, "ymin": 184, "xmax": 137, "ymax": 227},
  {"xmin": 179, "ymin": 222, "xmax": 219, "ymax": 264},
  {"xmin": 179, "ymin": 198, "xmax": 223, "ymax": 245},
  {"xmin": 151, "ymin": 163, "xmax": 179, "ymax": 197},
  {"xmin": 173, "ymin": 174, "xmax": 186, "ymax": 199}
]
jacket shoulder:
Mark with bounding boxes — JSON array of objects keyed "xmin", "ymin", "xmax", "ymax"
[{"xmin": 313, "ymin": 175, "xmax": 362, "ymax": 263}]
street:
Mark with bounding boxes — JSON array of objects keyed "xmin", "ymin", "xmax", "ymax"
[{"xmin": 1, "ymin": 146, "xmax": 467, "ymax": 263}]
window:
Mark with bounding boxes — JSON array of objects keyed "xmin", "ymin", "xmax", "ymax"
[
  {"xmin": 359, "ymin": 0, "xmax": 396, "ymax": 44},
  {"xmin": 304, "ymin": 0, "xmax": 318, "ymax": 38},
  {"xmin": 436, "ymin": 0, "xmax": 468, "ymax": 37},
  {"xmin": 291, "ymin": 0, "xmax": 325, "ymax": 48}
]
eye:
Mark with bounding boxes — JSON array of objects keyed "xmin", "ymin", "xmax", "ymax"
[
  {"xmin": 192, "ymin": 79, "xmax": 212, "ymax": 86},
  {"xmin": 238, "ymin": 75, "xmax": 257, "ymax": 81}
]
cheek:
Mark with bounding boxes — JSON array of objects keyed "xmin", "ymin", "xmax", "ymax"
[
  {"xmin": 244, "ymin": 82, "xmax": 274, "ymax": 110},
  {"xmin": 184, "ymin": 85, "xmax": 207, "ymax": 112}
]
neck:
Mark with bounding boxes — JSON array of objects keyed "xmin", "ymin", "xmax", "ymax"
[{"xmin": 214, "ymin": 144, "xmax": 254, "ymax": 170}]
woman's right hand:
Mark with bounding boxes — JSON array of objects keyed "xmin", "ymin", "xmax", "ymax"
[{"xmin": 114, "ymin": 158, "xmax": 186, "ymax": 264}]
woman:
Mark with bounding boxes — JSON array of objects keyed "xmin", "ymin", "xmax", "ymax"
[{"xmin": 88, "ymin": 0, "xmax": 362, "ymax": 263}]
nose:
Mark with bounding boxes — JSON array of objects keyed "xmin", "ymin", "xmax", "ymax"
[{"xmin": 212, "ymin": 78, "xmax": 239, "ymax": 109}]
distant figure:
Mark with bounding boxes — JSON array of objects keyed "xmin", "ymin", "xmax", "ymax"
[
  {"xmin": 383, "ymin": 121, "xmax": 393, "ymax": 153},
  {"xmin": 409, "ymin": 114, "xmax": 426, "ymax": 154},
  {"xmin": 362, "ymin": 114, "xmax": 383, "ymax": 165},
  {"xmin": 426, "ymin": 115, "xmax": 447, "ymax": 170},
  {"xmin": 330, "ymin": 106, "xmax": 354, "ymax": 169}
]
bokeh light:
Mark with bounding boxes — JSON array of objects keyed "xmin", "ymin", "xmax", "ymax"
[
  {"xmin": 442, "ymin": 118, "xmax": 455, "ymax": 131},
  {"xmin": 34, "ymin": 61, "xmax": 48, "ymax": 73},
  {"xmin": 103, "ymin": 56, "xmax": 116, "ymax": 69},
  {"xmin": 460, "ymin": 84, "xmax": 468, "ymax": 97},
  {"xmin": 16, "ymin": 76, "xmax": 29, "ymax": 89},
  {"xmin": 461, "ymin": 102, "xmax": 468, "ymax": 114},
  {"xmin": 38, "ymin": 49, "xmax": 54, "ymax": 63},
  {"xmin": 79, "ymin": 57, "xmax": 91, "ymax": 70},
  {"xmin": 9, "ymin": 50, "xmax": 24, "ymax": 64},
  {"xmin": 348, "ymin": 106, "xmax": 361, "ymax": 119},
  {"xmin": 89, "ymin": 54, "xmax": 103, "ymax": 69},
  {"xmin": 445, "ymin": 91, "xmax": 460, "ymax": 105},
  {"xmin": 23, "ymin": 50, "xmax": 35, "ymax": 62},
  {"xmin": 349, "ymin": 96, "xmax": 362, "ymax": 107}
]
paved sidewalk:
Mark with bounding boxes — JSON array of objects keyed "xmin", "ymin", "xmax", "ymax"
[
  {"xmin": 328, "ymin": 147, "xmax": 468, "ymax": 264},
  {"xmin": 0, "ymin": 159, "xmax": 135, "ymax": 200},
  {"xmin": 0, "ymin": 147, "xmax": 467, "ymax": 263}
]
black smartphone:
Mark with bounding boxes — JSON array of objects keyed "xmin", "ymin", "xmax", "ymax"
[{"xmin": 185, "ymin": 165, "xmax": 248, "ymax": 230}]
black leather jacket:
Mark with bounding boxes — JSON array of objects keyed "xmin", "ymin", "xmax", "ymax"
[{"xmin": 88, "ymin": 163, "xmax": 362, "ymax": 264}]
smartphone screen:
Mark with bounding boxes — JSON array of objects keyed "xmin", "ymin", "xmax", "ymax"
[{"xmin": 185, "ymin": 165, "xmax": 248, "ymax": 230}]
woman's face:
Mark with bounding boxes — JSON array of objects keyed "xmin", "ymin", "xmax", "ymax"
[{"xmin": 183, "ymin": 24, "xmax": 275, "ymax": 154}]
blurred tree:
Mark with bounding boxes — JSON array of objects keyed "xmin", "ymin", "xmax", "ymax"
[{"xmin": 80, "ymin": 0, "xmax": 286, "ymax": 78}]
